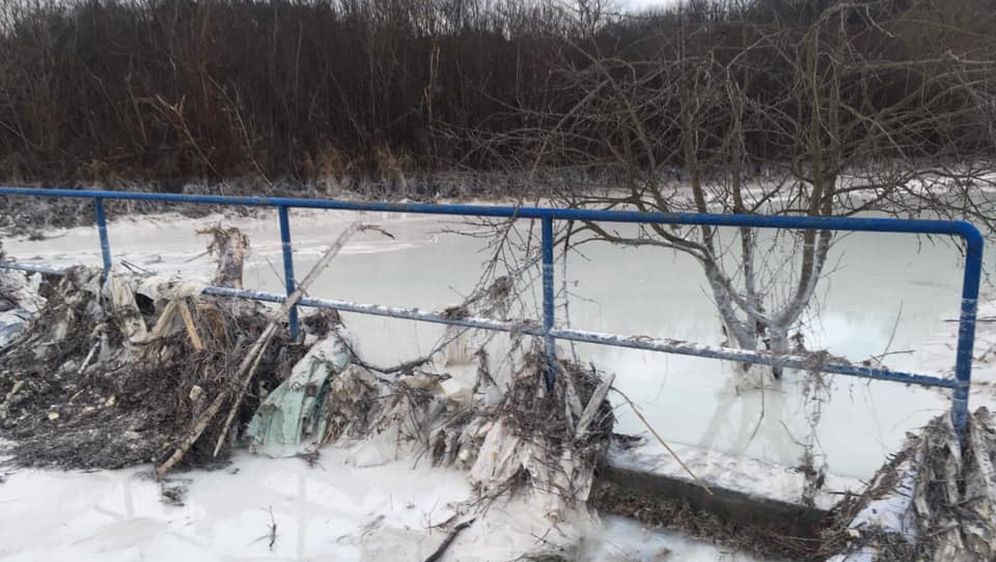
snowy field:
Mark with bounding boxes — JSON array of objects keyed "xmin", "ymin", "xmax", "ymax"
[{"xmin": 3, "ymin": 206, "xmax": 995, "ymax": 560}]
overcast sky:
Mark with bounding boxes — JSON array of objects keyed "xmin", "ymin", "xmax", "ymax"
[{"xmin": 615, "ymin": 0, "xmax": 683, "ymax": 13}]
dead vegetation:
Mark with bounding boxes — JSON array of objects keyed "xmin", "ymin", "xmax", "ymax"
[
  {"xmin": 590, "ymin": 478, "xmax": 824, "ymax": 560},
  {"xmin": 0, "ymin": 265, "xmax": 305, "ymax": 469},
  {"xmin": 0, "ymin": 0, "xmax": 993, "ymax": 188},
  {"xmin": 199, "ymin": 225, "xmax": 250, "ymax": 289},
  {"xmin": 0, "ymin": 227, "xmax": 619, "ymax": 560},
  {"xmin": 321, "ymin": 352, "xmax": 617, "ymax": 560},
  {"xmin": 254, "ymin": 331, "xmax": 618, "ymax": 514},
  {"xmin": 821, "ymin": 408, "xmax": 996, "ymax": 562},
  {"xmin": 0, "ymin": 191, "xmax": 238, "ymax": 239},
  {"xmin": 462, "ymin": 356, "xmax": 615, "ymax": 509},
  {"xmin": 0, "ymin": 220, "xmax": 410, "ymax": 476},
  {"xmin": 1, "ymin": 275, "xmax": 991, "ymax": 561}
]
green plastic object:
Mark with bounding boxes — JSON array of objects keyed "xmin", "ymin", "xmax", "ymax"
[{"xmin": 247, "ymin": 332, "xmax": 352, "ymax": 451}]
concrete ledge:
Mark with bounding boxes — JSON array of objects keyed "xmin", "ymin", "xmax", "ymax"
[{"xmin": 597, "ymin": 462, "xmax": 829, "ymax": 540}]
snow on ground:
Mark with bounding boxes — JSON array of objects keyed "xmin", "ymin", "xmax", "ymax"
[{"xmin": 0, "ymin": 450, "xmax": 775, "ymax": 562}]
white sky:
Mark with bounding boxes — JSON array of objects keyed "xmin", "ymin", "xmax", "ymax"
[{"xmin": 616, "ymin": 0, "xmax": 683, "ymax": 12}]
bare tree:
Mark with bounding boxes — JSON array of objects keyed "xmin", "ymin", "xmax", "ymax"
[{"xmin": 513, "ymin": 0, "xmax": 996, "ymax": 376}]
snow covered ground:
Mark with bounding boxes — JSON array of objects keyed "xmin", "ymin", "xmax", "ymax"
[{"xmin": 0, "ymin": 449, "xmax": 772, "ymax": 562}]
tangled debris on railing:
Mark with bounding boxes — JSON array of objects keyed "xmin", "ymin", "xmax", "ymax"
[
  {"xmin": 245, "ymin": 275, "xmax": 617, "ymax": 560},
  {"xmin": 0, "ymin": 225, "xmax": 620, "ymax": 561},
  {"xmin": 823, "ymin": 408, "xmax": 996, "ymax": 562},
  {"xmin": 0, "ymin": 264, "xmax": 306, "ymax": 469},
  {"xmin": 198, "ymin": 225, "xmax": 250, "ymax": 289},
  {"xmin": 0, "ymin": 222, "xmax": 384, "ymax": 471}
]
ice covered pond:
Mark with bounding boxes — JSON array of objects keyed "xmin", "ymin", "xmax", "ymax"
[{"xmin": 3, "ymin": 206, "xmax": 986, "ymax": 488}]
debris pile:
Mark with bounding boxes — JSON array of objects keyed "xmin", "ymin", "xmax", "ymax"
[
  {"xmin": 825, "ymin": 408, "xmax": 996, "ymax": 562},
  {"xmin": 0, "ymin": 223, "xmax": 621, "ymax": 560},
  {"xmin": 7, "ymin": 220, "xmax": 996, "ymax": 561},
  {"xmin": 0, "ymin": 265, "xmax": 305, "ymax": 469},
  {"xmin": 0, "ymin": 242, "xmax": 46, "ymax": 351},
  {"xmin": 236, "ymin": 272, "xmax": 616, "ymax": 559},
  {"xmin": 247, "ymin": 323, "xmax": 616, "ymax": 559}
]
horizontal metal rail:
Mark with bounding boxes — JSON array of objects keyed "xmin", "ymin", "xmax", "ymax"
[
  {"xmin": 204, "ymin": 287, "xmax": 958, "ymax": 389},
  {"xmin": 0, "ymin": 186, "xmax": 984, "ymax": 237},
  {"xmin": 0, "ymin": 271, "xmax": 964, "ymax": 393},
  {"xmin": 0, "ymin": 186, "xmax": 983, "ymax": 439},
  {"xmin": 0, "ymin": 261, "xmax": 66, "ymax": 276}
]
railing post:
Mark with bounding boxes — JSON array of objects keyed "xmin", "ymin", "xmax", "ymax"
[
  {"xmin": 541, "ymin": 216, "xmax": 556, "ymax": 391},
  {"xmin": 93, "ymin": 198, "xmax": 112, "ymax": 274},
  {"xmin": 953, "ymin": 226, "xmax": 984, "ymax": 442},
  {"xmin": 277, "ymin": 205, "xmax": 299, "ymax": 339}
]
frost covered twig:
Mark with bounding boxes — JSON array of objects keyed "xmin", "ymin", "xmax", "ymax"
[
  {"xmin": 252, "ymin": 506, "xmax": 278, "ymax": 551},
  {"xmin": 198, "ymin": 225, "xmax": 250, "ymax": 289}
]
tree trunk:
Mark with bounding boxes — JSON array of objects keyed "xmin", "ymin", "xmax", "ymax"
[{"xmin": 767, "ymin": 323, "xmax": 789, "ymax": 379}]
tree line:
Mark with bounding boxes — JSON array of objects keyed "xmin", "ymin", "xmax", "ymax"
[{"xmin": 0, "ymin": 0, "xmax": 993, "ymax": 191}]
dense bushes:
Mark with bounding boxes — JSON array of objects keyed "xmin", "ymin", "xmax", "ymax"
[{"xmin": 0, "ymin": 0, "xmax": 992, "ymax": 190}]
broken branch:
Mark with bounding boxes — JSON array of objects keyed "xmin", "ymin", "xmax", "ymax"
[
  {"xmin": 574, "ymin": 373, "xmax": 613, "ymax": 439},
  {"xmin": 424, "ymin": 518, "xmax": 476, "ymax": 562},
  {"xmin": 177, "ymin": 301, "xmax": 204, "ymax": 351}
]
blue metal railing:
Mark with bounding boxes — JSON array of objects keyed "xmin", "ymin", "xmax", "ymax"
[{"xmin": 0, "ymin": 187, "xmax": 984, "ymax": 438}]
